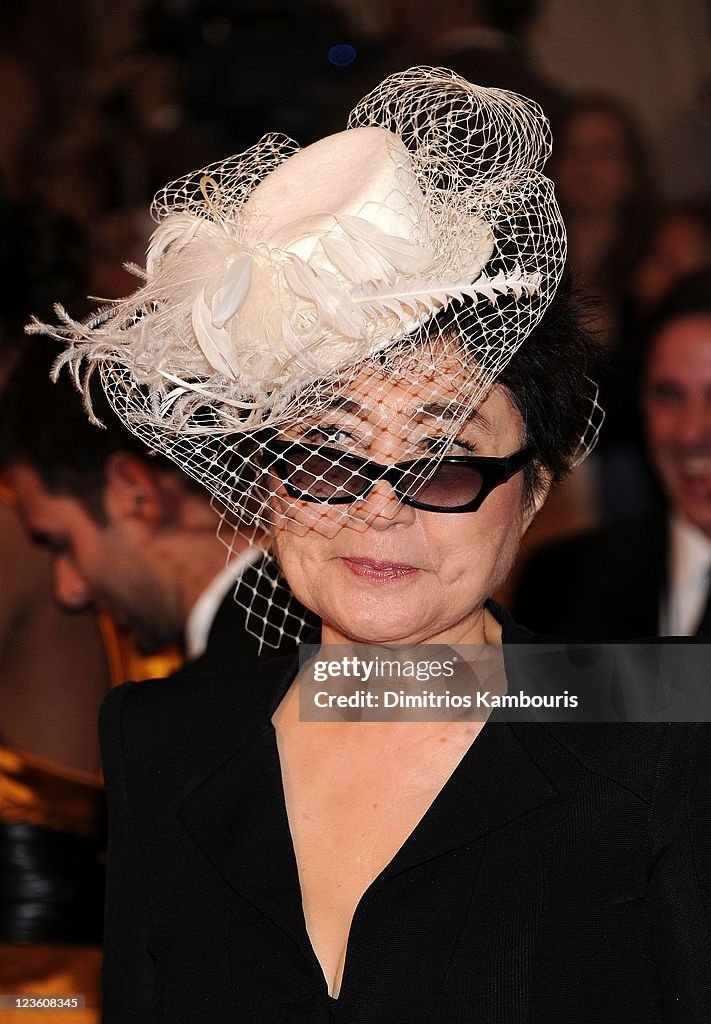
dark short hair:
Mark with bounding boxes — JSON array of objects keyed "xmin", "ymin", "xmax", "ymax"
[
  {"xmin": 639, "ymin": 269, "xmax": 711, "ymax": 378},
  {"xmin": 0, "ymin": 336, "xmax": 181, "ymax": 521},
  {"xmin": 431, "ymin": 270, "xmax": 600, "ymax": 505},
  {"xmin": 499, "ymin": 275, "xmax": 598, "ymax": 501}
]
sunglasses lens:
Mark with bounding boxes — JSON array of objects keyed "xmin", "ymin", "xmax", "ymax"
[
  {"xmin": 270, "ymin": 442, "xmax": 502, "ymax": 511},
  {"xmin": 285, "ymin": 448, "xmax": 368, "ymax": 500},
  {"xmin": 402, "ymin": 461, "xmax": 485, "ymax": 509}
]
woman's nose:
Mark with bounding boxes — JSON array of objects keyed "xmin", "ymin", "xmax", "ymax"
[
  {"xmin": 350, "ymin": 478, "xmax": 415, "ymax": 530},
  {"xmin": 52, "ymin": 555, "xmax": 92, "ymax": 611}
]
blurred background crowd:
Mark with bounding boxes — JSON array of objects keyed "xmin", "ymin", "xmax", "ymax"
[{"xmin": 0, "ymin": 0, "xmax": 710, "ymax": 1019}]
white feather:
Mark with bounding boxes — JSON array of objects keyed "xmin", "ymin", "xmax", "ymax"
[
  {"xmin": 321, "ymin": 233, "xmax": 397, "ymax": 284},
  {"xmin": 210, "ymin": 256, "xmax": 252, "ymax": 328},
  {"xmin": 282, "ymin": 257, "xmax": 366, "ymax": 338},
  {"xmin": 336, "ymin": 214, "xmax": 434, "ymax": 275},
  {"xmin": 191, "ymin": 288, "xmax": 239, "ymax": 378},
  {"xmin": 279, "ymin": 313, "xmax": 306, "ymax": 359},
  {"xmin": 146, "ymin": 214, "xmax": 205, "ymax": 276},
  {"xmin": 354, "ymin": 268, "xmax": 542, "ymax": 321}
]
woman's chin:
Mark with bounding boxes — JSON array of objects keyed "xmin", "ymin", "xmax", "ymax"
[
  {"xmin": 322, "ymin": 601, "xmax": 431, "ymax": 646},
  {"xmin": 322, "ymin": 594, "xmax": 479, "ymax": 646}
]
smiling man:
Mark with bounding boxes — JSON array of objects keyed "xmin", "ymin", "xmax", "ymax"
[
  {"xmin": 514, "ymin": 269, "xmax": 711, "ymax": 639},
  {"xmin": 643, "ymin": 273, "xmax": 711, "ymax": 634}
]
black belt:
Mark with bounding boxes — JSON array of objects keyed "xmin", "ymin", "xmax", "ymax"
[{"xmin": 0, "ymin": 821, "xmax": 105, "ymax": 942}]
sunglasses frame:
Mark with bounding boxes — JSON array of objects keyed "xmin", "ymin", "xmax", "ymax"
[{"xmin": 262, "ymin": 439, "xmax": 534, "ymax": 513}]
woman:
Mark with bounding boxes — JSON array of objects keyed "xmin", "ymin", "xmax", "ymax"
[
  {"xmin": 38, "ymin": 68, "xmax": 709, "ymax": 1022},
  {"xmin": 551, "ymin": 94, "xmax": 655, "ymax": 349}
]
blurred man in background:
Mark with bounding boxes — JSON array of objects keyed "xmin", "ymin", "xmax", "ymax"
[
  {"xmin": 0, "ymin": 196, "xmax": 110, "ymax": 1014},
  {"xmin": 0, "ymin": 339, "xmax": 293, "ymax": 673},
  {"xmin": 513, "ymin": 270, "xmax": 711, "ymax": 639}
]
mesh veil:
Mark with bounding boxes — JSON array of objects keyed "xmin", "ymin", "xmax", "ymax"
[{"xmin": 30, "ymin": 67, "xmax": 602, "ymax": 649}]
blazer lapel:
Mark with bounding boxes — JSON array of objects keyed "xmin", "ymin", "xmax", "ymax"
[
  {"xmin": 176, "ymin": 661, "xmax": 318, "ymax": 966},
  {"xmin": 339, "ymin": 716, "xmax": 581, "ymax": 1016},
  {"xmin": 375, "ymin": 620, "xmax": 583, "ymax": 885},
  {"xmin": 376, "ymin": 716, "xmax": 568, "ymax": 888}
]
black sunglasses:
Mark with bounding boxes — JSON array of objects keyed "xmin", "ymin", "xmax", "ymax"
[{"xmin": 262, "ymin": 440, "xmax": 534, "ymax": 513}]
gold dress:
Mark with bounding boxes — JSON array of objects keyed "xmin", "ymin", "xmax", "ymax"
[
  {"xmin": 0, "ymin": 620, "xmax": 181, "ymax": 1024},
  {"xmin": 0, "ymin": 744, "xmax": 105, "ymax": 1024}
]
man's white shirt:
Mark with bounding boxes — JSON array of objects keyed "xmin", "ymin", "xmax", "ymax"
[
  {"xmin": 662, "ymin": 515, "xmax": 711, "ymax": 635},
  {"xmin": 184, "ymin": 546, "xmax": 261, "ymax": 660}
]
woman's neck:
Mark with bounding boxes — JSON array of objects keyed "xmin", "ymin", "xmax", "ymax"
[{"xmin": 319, "ymin": 604, "xmax": 502, "ymax": 649}]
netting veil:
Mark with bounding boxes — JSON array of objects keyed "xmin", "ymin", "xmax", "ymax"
[{"xmin": 31, "ymin": 67, "xmax": 600, "ymax": 649}]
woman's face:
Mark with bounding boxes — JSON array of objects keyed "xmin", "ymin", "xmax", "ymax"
[
  {"xmin": 269, "ymin": 352, "xmax": 545, "ymax": 646},
  {"xmin": 555, "ymin": 108, "xmax": 635, "ymax": 216}
]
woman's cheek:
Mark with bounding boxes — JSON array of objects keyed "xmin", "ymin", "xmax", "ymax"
[{"xmin": 271, "ymin": 528, "xmax": 323, "ymax": 613}]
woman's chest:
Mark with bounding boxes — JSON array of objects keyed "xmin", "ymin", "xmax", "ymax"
[
  {"xmin": 274, "ymin": 720, "xmax": 484, "ymax": 994},
  {"xmin": 278, "ymin": 719, "xmax": 483, "ymax": 879},
  {"xmin": 146, "ymin": 760, "xmax": 657, "ymax": 1022}
]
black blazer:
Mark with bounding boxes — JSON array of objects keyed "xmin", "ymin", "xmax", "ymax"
[
  {"xmin": 513, "ymin": 514, "xmax": 667, "ymax": 641},
  {"xmin": 100, "ymin": 611, "xmax": 711, "ymax": 1023}
]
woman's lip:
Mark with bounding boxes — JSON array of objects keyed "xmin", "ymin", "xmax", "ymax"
[{"xmin": 341, "ymin": 557, "xmax": 419, "ymax": 581}]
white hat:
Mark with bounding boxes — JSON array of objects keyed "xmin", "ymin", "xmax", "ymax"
[
  {"xmin": 148, "ymin": 124, "xmax": 494, "ymax": 389},
  {"xmin": 40, "ymin": 66, "xmax": 564, "ymax": 432},
  {"xmin": 33, "ymin": 67, "xmax": 584, "ymax": 649}
]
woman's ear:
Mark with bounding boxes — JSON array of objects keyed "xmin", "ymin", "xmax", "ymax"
[
  {"xmin": 103, "ymin": 452, "xmax": 168, "ymax": 527},
  {"xmin": 521, "ymin": 466, "xmax": 554, "ymax": 533}
]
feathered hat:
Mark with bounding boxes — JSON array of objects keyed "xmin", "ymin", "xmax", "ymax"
[
  {"xmin": 32, "ymin": 67, "xmax": 596, "ymax": 647},
  {"xmin": 37, "ymin": 66, "xmax": 565, "ymax": 428}
]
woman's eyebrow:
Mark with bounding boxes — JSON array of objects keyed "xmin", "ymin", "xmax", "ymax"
[
  {"xmin": 305, "ymin": 397, "xmax": 491, "ymax": 430},
  {"xmin": 310, "ymin": 397, "xmax": 368, "ymax": 419},
  {"xmin": 407, "ymin": 401, "xmax": 491, "ymax": 430}
]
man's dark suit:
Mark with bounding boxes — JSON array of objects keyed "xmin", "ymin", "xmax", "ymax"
[
  {"xmin": 99, "ymin": 607, "xmax": 711, "ymax": 1023},
  {"xmin": 513, "ymin": 515, "xmax": 667, "ymax": 641}
]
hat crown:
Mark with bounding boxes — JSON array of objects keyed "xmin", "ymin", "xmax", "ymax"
[{"xmin": 247, "ymin": 127, "xmax": 425, "ymax": 263}]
